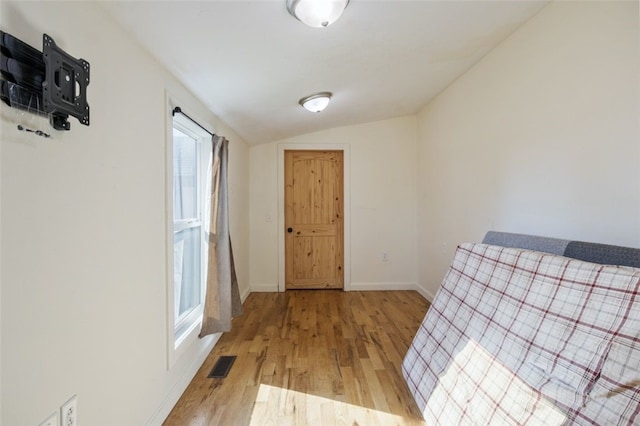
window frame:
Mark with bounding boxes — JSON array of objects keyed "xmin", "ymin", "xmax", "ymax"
[{"xmin": 166, "ymin": 103, "xmax": 213, "ymax": 367}]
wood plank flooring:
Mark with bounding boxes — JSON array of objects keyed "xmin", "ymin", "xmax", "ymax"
[{"xmin": 163, "ymin": 290, "xmax": 430, "ymax": 425}]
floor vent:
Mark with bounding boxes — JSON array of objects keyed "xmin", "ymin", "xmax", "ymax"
[{"xmin": 208, "ymin": 355, "xmax": 237, "ymax": 379}]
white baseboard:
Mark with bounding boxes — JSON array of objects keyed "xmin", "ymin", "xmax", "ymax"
[
  {"xmin": 250, "ymin": 283, "xmax": 278, "ymax": 292},
  {"xmin": 240, "ymin": 286, "xmax": 251, "ymax": 302},
  {"xmin": 146, "ymin": 333, "xmax": 220, "ymax": 426},
  {"xmin": 348, "ymin": 282, "xmax": 437, "ymax": 302},
  {"xmin": 414, "ymin": 285, "xmax": 436, "ymax": 302},
  {"xmin": 349, "ymin": 282, "xmax": 419, "ymax": 292},
  {"xmin": 248, "ymin": 282, "xmax": 435, "ymax": 302},
  {"xmin": 249, "ymin": 281, "xmax": 429, "ymax": 295}
]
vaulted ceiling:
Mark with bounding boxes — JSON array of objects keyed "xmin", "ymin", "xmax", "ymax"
[{"xmin": 100, "ymin": 1, "xmax": 548, "ymax": 145}]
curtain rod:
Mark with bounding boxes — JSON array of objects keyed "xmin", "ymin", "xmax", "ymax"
[{"xmin": 172, "ymin": 106, "xmax": 214, "ymax": 137}]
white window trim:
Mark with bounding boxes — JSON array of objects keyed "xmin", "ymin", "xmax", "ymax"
[{"xmin": 165, "ymin": 96, "xmax": 214, "ymax": 369}]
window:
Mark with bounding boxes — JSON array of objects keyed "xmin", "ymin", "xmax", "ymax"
[{"xmin": 172, "ymin": 115, "xmax": 211, "ymax": 347}]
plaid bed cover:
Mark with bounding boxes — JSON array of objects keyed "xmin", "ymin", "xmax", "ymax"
[{"xmin": 402, "ymin": 243, "xmax": 640, "ymax": 425}]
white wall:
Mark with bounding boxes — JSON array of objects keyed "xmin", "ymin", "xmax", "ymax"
[
  {"xmin": 416, "ymin": 1, "xmax": 640, "ymax": 298},
  {"xmin": 250, "ymin": 116, "xmax": 419, "ymax": 293},
  {"xmin": 0, "ymin": 2, "xmax": 249, "ymax": 425}
]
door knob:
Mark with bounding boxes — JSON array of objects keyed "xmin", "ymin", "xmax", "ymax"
[{"xmin": 287, "ymin": 227, "xmax": 293, "ymax": 233}]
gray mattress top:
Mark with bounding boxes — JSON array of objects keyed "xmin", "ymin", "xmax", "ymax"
[{"xmin": 482, "ymin": 231, "xmax": 640, "ymax": 269}]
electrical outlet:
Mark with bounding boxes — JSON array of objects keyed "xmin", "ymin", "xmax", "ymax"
[
  {"xmin": 61, "ymin": 395, "xmax": 78, "ymax": 426},
  {"xmin": 382, "ymin": 252, "xmax": 389, "ymax": 262},
  {"xmin": 39, "ymin": 411, "xmax": 59, "ymax": 426}
]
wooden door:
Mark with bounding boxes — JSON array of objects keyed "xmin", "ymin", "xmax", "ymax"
[{"xmin": 285, "ymin": 150, "xmax": 344, "ymax": 289}]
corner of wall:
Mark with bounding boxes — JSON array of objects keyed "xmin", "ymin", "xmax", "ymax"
[
  {"xmin": 415, "ymin": 284, "xmax": 436, "ymax": 303},
  {"xmin": 240, "ymin": 286, "xmax": 252, "ymax": 303}
]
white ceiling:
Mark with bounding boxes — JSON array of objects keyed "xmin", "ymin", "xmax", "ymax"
[{"xmin": 100, "ymin": 1, "xmax": 548, "ymax": 146}]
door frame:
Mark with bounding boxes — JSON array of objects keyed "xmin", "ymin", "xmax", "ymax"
[{"xmin": 277, "ymin": 143, "xmax": 351, "ymax": 292}]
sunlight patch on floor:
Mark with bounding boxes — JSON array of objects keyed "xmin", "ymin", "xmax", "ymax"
[{"xmin": 250, "ymin": 384, "xmax": 425, "ymax": 426}]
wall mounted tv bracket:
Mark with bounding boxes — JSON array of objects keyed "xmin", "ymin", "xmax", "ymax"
[{"xmin": 0, "ymin": 30, "xmax": 89, "ymax": 131}]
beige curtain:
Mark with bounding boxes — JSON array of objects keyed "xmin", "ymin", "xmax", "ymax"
[{"xmin": 199, "ymin": 135, "xmax": 243, "ymax": 337}]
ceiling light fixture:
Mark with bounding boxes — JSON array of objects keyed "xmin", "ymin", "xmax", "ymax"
[
  {"xmin": 286, "ymin": 0, "xmax": 349, "ymax": 28},
  {"xmin": 299, "ymin": 92, "xmax": 332, "ymax": 112}
]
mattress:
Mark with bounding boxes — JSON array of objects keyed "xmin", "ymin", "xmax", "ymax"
[{"xmin": 402, "ymin": 243, "xmax": 640, "ymax": 425}]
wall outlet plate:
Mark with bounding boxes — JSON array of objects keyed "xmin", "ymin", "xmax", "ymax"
[
  {"xmin": 39, "ymin": 411, "xmax": 59, "ymax": 426},
  {"xmin": 61, "ymin": 394, "xmax": 78, "ymax": 426}
]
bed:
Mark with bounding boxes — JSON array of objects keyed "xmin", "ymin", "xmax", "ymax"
[{"xmin": 402, "ymin": 231, "xmax": 640, "ymax": 425}]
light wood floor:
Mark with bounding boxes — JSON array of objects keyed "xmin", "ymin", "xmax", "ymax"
[{"xmin": 163, "ymin": 290, "xmax": 430, "ymax": 425}]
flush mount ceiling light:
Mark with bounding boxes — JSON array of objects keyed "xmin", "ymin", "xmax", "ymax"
[
  {"xmin": 299, "ymin": 92, "xmax": 332, "ymax": 112},
  {"xmin": 286, "ymin": 0, "xmax": 349, "ymax": 28}
]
